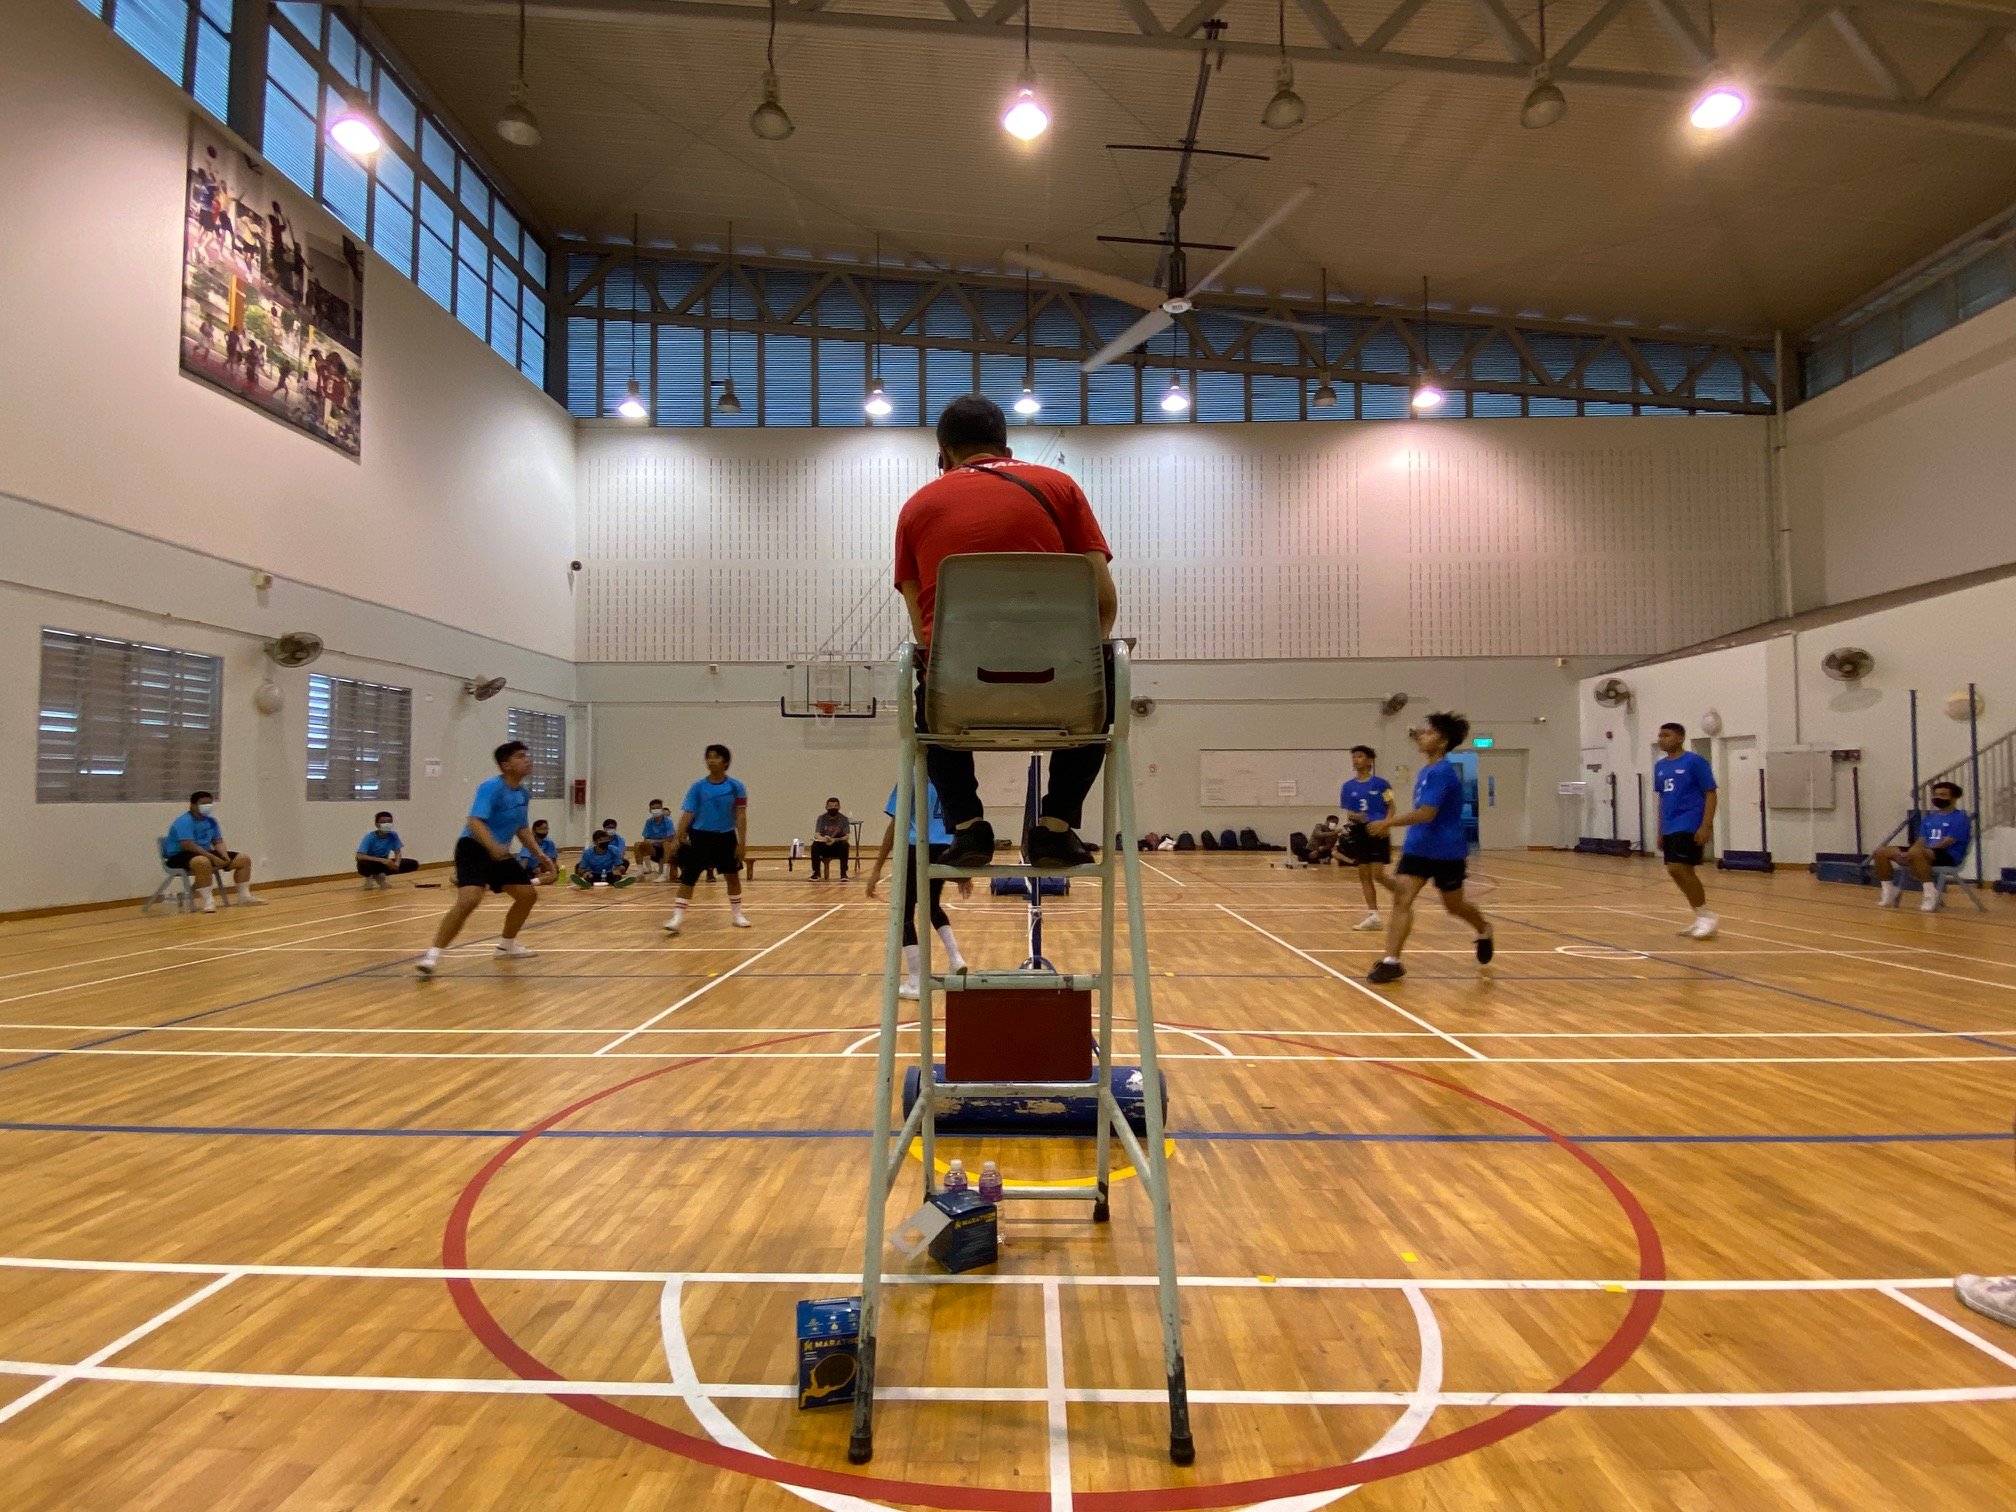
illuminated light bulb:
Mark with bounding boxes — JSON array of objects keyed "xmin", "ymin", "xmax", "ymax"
[
  {"xmin": 327, "ymin": 91, "xmax": 383, "ymax": 159},
  {"xmin": 1159, "ymin": 375, "xmax": 1190, "ymax": 414},
  {"xmin": 1002, "ymin": 66, "xmax": 1050, "ymax": 141},
  {"xmin": 1689, "ymin": 82, "xmax": 1747, "ymax": 131},
  {"xmin": 1014, "ymin": 383, "xmax": 1041, "ymax": 416},
  {"xmin": 1410, "ymin": 380, "xmax": 1446, "ymax": 412},
  {"xmin": 615, "ymin": 378, "xmax": 648, "ymax": 420},
  {"xmin": 864, "ymin": 378, "xmax": 893, "ymax": 418}
]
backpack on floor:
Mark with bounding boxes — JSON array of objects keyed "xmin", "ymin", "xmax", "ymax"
[
  {"xmin": 1200, "ymin": 830, "xmax": 1219, "ymax": 851},
  {"xmin": 1238, "ymin": 828, "xmax": 1262, "ymax": 851},
  {"xmin": 1174, "ymin": 832, "xmax": 1196, "ymax": 851},
  {"xmin": 1218, "ymin": 829, "xmax": 1239, "ymax": 851},
  {"xmin": 1289, "ymin": 831, "xmax": 1310, "ymax": 860}
]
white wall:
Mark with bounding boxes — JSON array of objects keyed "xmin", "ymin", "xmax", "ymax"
[
  {"xmin": 1581, "ymin": 572, "xmax": 2016, "ymax": 870},
  {"xmin": 576, "ymin": 416, "xmax": 1776, "ymax": 664},
  {"xmin": 1785, "ymin": 294, "xmax": 2016, "ymax": 611},
  {"xmin": 0, "ymin": 491, "xmax": 579, "ymax": 913},
  {"xmin": 0, "ymin": 0, "xmax": 578, "ymax": 661},
  {"xmin": 580, "ymin": 656, "xmax": 1607, "ymax": 853}
]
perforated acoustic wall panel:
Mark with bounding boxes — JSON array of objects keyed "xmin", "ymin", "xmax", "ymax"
[{"xmin": 577, "ymin": 419, "xmax": 1775, "ymax": 663}]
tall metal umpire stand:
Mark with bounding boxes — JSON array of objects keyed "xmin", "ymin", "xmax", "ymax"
[{"xmin": 849, "ymin": 553, "xmax": 1193, "ymax": 1467}]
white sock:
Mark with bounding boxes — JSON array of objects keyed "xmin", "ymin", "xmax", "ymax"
[
  {"xmin": 237, "ymin": 883, "xmax": 253, "ymax": 900},
  {"xmin": 196, "ymin": 885, "xmax": 213, "ymax": 901},
  {"xmin": 937, "ymin": 925, "xmax": 965, "ymax": 970},
  {"xmin": 1381, "ymin": 955, "xmax": 1400, "ymax": 965},
  {"xmin": 1694, "ymin": 906, "xmax": 1711, "ymax": 919},
  {"xmin": 420, "ymin": 947, "xmax": 440, "ymax": 965},
  {"xmin": 730, "ymin": 897, "xmax": 747, "ymax": 916},
  {"xmin": 902, "ymin": 943, "xmax": 919, "ymax": 978}
]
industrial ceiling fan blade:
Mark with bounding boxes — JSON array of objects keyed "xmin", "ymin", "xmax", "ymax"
[
  {"xmin": 1224, "ymin": 310, "xmax": 1324, "ymax": 335},
  {"xmin": 1004, "ymin": 248, "xmax": 1167, "ymax": 312},
  {"xmin": 1182, "ymin": 185, "xmax": 1314, "ymax": 298},
  {"xmin": 1080, "ymin": 308, "xmax": 1174, "ymax": 372}
]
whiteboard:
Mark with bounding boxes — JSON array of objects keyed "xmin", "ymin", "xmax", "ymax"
[{"xmin": 1200, "ymin": 750, "xmax": 1354, "ymax": 809}]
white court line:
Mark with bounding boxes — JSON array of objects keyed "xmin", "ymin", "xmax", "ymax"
[
  {"xmin": 1043, "ymin": 1279, "xmax": 1072, "ymax": 1512},
  {"xmin": 1696, "ymin": 922, "xmax": 2016, "ymax": 995},
  {"xmin": 1300, "ymin": 947, "xmax": 1898, "ymax": 957},
  {"xmin": 1139, "ymin": 861, "xmax": 1187, "ymax": 889},
  {"xmin": 1882, "ymin": 1286, "xmax": 2016, "ymax": 1375},
  {"xmin": 592, "ymin": 906, "xmax": 846, "ymax": 1055},
  {"xmin": 0, "ymin": 905, "xmax": 435, "ymax": 982},
  {"xmin": 0, "ymin": 1255, "xmax": 1972, "ymax": 1291},
  {"xmin": 161, "ymin": 944, "xmax": 763, "ymax": 955},
  {"xmin": 0, "ymin": 1270, "xmax": 242, "ymax": 1426},
  {"xmin": 0, "ymin": 1022, "xmax": 884, "ymax": 1037},
  {"xmin": 1217, "ymin": 907, "xmax": 1487, "ymax": 1062}
]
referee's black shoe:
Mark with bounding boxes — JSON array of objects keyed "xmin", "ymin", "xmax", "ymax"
[
  {"xmin": 1026, "ymin": 824, "xmax": 1094, "ymax": 870},
  {"xmin": 940, "ymin": 820, "xmax": 996, "ymax": 869}
]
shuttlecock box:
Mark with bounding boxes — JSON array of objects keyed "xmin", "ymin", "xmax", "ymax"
[{"xmin": 796, "ymin": 1296, "xmax": 862, "ymax": 1410}]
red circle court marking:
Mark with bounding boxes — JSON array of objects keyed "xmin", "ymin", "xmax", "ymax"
[{"xmin": 445, "ymin": 1027, "xmax": 1666, "ymax": 1512}]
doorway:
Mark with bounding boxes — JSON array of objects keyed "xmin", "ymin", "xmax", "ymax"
[
  {"xmin": 1722, "ymin": 737, "xmax": 1762, "ymax": 852},
  {"xmin": 1475, "ymin": 750, "xmax": 1531, "ymax": 850}
]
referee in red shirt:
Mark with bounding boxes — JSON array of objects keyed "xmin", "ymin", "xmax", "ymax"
[{"xmin": 895, "ymin": 394, "xmax": 1118, "ymax": 870}]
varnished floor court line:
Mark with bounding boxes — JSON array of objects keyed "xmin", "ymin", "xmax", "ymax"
[{"xmin": 3, "ymin": 853, "xmax": 2016, "ymax": 1510}]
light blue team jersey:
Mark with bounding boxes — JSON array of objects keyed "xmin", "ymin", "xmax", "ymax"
[
  {"xmin": 162, "ymin": 811, "xmax": 221, "ymax": 859},
  {"xmin": 601, "ymin": 828, "xmax": 627, "ymax": 857},
  {"xmin": 642, "ymin": 812, "xmax": 674, "ymax": 840},
  {"xmin": 1402, "ymin": 760, "xmax": 1468, "ymax": 860},
  {"xmin": 682, "ymin": 776, "xmax": 748, "ymax": 834},
  {"xmin": 1339, "ymin": 776, "xmax": 1392, "ymax": 824},
  {"xmin": 463, "ymin": 775, "xmax": 530, "ymax": 845},
  {"xmin": 884, "ymin": 783, "xmax": 953, "ymax": 847},
  {"xmin": 519, "ymin": 835, "xmax": 558, "ymax": 871},
  {"xmin": 577, "ymin": 845, "xmax": 623, "ymax": 878},
  {"xmin": 1920, "ymin": 806, "xmax": 1972, "ymax": 860},
  {"xmin": 358, "ymin": 829, "xmax": 403, "ymax": 858},
  {"xmin": 1653, "ymin": 752, "xmax": 1718, "ymax": 835}
]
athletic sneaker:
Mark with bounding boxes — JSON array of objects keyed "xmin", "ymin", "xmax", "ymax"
[
  {"xmin": 1921, "ymin": 887, "xmax": 1942, "ymax": 913},
  {"xmin": 570, "ymin": 873, "xmax": 593, "ymax": 889},
  {"xmin": 1878, "ymin": 881, "xmax": 1903, "ymax": 908},
  {"xmin": 415, "ymin": 948, "xmax": 440, "ymax": 978},
  {"xmin": 612, "ymin": 875, "xmax": 637, "ymax": 889},
  {"xmin": 1475, "ymin": 929, "xmax": 1495, "ymax": 965},
  {"xmin": 495, "ymin": 939, "xmax": 536, "ymax": 959},
  {"xmin": 1368, "ymin": 959, "xmax": 1405, "ymax": 985},
  {"xmin": 1956, "ymin": 1274, "xmax": 2016, "ymax": 1329},
  {"xmin": 1352, "ymin": 912, "xmax": 1383, "ymax": 931},
  {"xmin": 898, "ymin": 977, "xmax": 921, "ymax": 1000},
  {"xmin": 236, "ymin": 894, "xmax": 266, "ymax": 906},
  {"xmin": 730, "ymin": 910, "xmax": 753, "ymax": 929},
  {"xmin": 940, "ymin": 820, "xmax": 997, "ymax": 869},
  {"xmin": 663, "ymin": 912, "xmax": 685, "ymax": 936},
  {"xmin": 1025, "ymin": 824, "xmax": 1094, "ymax": 870},
  {"xmin": 200, "ymin": 894, "xmax": 217, "ymax": 915},
  {"xmin": 1687, "ymin": 914, "xmax": 1720, "ymax": 939}
]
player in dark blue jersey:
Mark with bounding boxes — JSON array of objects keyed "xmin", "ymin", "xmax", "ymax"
[
  {"xmin": 1653, "ymin": 722, "xmax": 1720, "ymax": 939},
  {"xmin": 1876, "ymin": 781, "xmax": 1972, "ymax": 912}
]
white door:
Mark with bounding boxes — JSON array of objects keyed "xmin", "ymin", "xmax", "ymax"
[
  {"xmin": 1722, "ymin": 737, "xmax": 1762, "ymax": 852},
  {"xmin": 1476, "ymin": 750, "xmax": 1530, "ymax": 850}
]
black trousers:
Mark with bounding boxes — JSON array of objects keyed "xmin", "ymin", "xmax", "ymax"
[
  {"xmin": 898, "ymin": 842, "xmax": 950, "ymax": 947},
  {"xmin": 357, "ymin": 857, "xmax": 419, "ymax": 877},
  {"xmin": 917, "ymin": 656, "xmax": 1113, "ymax": 831},
  {"xmin": 809, "ymin": 838, "xmax": 850, "ymax": 875}
]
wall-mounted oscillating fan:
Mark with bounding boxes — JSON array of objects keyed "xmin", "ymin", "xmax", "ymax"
[
  {"xmin": 1592, "ymin": 677, "xmax": 1632, "ymax": 708},
  {"xmin": 1821, "ymin": 647, "xmax": 1875, "ymax": 682},
  {"xmin": 1380, "ymin": 692, "xmax": 1409, "ymax": 717},
  {"xmin": 1130, "ymin": 697, "xmax": 1156, "ymax": 718},
  {"xmin": 463, "ymin": 676, "xmax": 508, "ymax": 701},
  {"xmin": 262, "ymin": 631, "xmax": 324, "ymax": 667}
]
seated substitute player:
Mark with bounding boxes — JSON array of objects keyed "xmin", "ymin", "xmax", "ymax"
[
  {"xmin": 810, "ymin": 797, "xmax": 852, "ymax": 880},
  {"xmin": 355, "ymin": 811, "xmax": 419, "ymax": 888},
  {"xmin": 573, "ymin": 829, "xmax": 637, "ymax": 889},
  {"xmin": 519, "ymin": 817, "xmax": 559, "ymax": 882},
  {"xmin": 1653, "ymin": 722, "xmax": 1719, "ymax": 939},
  {"xmin": 1875, "ymin": 781, "xmax": 1972, "ymax": 912},
  {"xmin": 1364, "ymin": 713, "xmax": 1493, "ymax": 984},
  {"xmin": 417, "ymin": 741, "xmax": 553, "ymax": 977},
  {"xmin": 865, "ymin": 780, "xmax": 970, "ymax": 999},
  {"xmin": 161, "ymin": 790, "xmax": 262, "ymax": 913},
  {"xmin": 598, "ymin": 818, "xmax": 629, "ymax": 870},
  {"xmin": 1305, "ymin": 815, "xmax": 1343, "ymax": 865},
  {"xmin": 1339, "ymin": 745, "xmax": 1396, "ymax": 932},
  {"xmin": 665, "ymin": 743, "xmax": 750, "ymax": 935},
  {"xmin": 636, "ymin": 800, "xmax": 675, "ymax": 881}
]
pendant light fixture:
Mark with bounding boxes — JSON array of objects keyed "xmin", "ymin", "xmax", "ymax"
[
  {"xmin": 750, "ymin": 0, "xmax": 795, "ymax": 141},
  {"xmin": 1410, "ymin": 274, "xmax": 1445, "ymax": 413},
  {"xmin": 1310, "ymin": 267, "xmax": 1338, "ymax": 409},
  {"xmin": 864, "ymin": 234, "xmax": 893, "ymax": 418},
  {"xmin": 496, "ymin": 0, "xmax": 543, "ymax": 147},
  {"xmin": 1261, "ymin": 0, "xmax": 1306, "ymax": 130},
  {"xmin": 1001, "ymin": 2, "xmax": 1050, "ymax": 141},
  {"xmin": 714, "ymin": 223, "xmax": 744, "ymax": 415},
  {"xmin": 1520, "ymin": 0, "xmax": 1566, "ymax": 129},
  {"xmin": 1158, "ymin": 327, "xmax": 1190, "ymax": 414},
  {"xmin": 614, "ymin": 216, "xmax": 649, "ymax": 421},
  {"xmin": 327, "ymin": 0, "xmax": 383, "ymax": 160},
  {"xmin": 1015, "ymin": 260, "xmax": 1041, "ymax": 415},
  {"xmin": 1688, "ymin": 0, "xmax": 1748, "ymax": 130}
]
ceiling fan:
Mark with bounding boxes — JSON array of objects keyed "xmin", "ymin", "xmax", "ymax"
[{"xmin": 1004, "ymin": 19, "xmax": 1318, "ymax": 374}]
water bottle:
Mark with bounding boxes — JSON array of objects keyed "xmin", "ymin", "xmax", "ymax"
[
  {"xmin": 943, "ymin": 1158, "xmax": 968, "ymax": 1194},
  {"xmin": 977, "ymin": 1160, "xmax": 1003, "ymax": 1203}
]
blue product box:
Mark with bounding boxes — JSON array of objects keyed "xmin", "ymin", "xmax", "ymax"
[
  {"xmin": 927, "ymin": 1188, "xmax": 999, "ymax": 1274},
  {"xmin": 796, "ymin": 1296, "xmax": 861, "ymax": 1410}
]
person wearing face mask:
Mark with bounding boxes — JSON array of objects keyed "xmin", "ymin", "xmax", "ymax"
[
  {"xmin": 1875, "ymin": 781, "xmax": 1972, "ymax": 912},
  {"xmin": 573, "ymin": 829, "xmax": 637, "ymax": 888},
  {"xmin": 809, "ymin": 797, "xmax": 852, "ymax": 880},
  {"xmin": 519, "ymin": 818, "xmax": 559, "ymax": 883},
  {"xmin": 598, "ymin": 818, "xmax": 630, "ymax": 873},
  {"xmin": 637, "ymin": 800, "xmax": 675, "ymax": 881},
  {"xmin": 355, "ymin": 811, "xmax": 419, "ymax": 888},
  {"xmin": 160, "ymin": 790, "xmax": 261, "ymax": 913}
]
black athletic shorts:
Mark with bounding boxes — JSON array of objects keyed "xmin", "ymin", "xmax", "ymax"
[
  {"xmin": 1661, "ymin": 832, "xmax": 1705, "ymax": 867},
  {"xmin": 454, "ymin": 835, "xmax": 530, "ymax": 893},
  {"xmin": 164, "ymin": 850, "xmax": 238, "ymax": 871},
  {"xmin": 1341, "ymin": 828, "xmax": 1391, "ymax": 866},
  {"xmin": 678, "ymin": 828, "xmax": 742, "ymax": 885},
  {"xmin": 1930, "ymin": 846, "xmax": 1959, "ymax": 870},
  {"xmin": 1397, "ymin": 852, "xmax": 1467, "ymax": 893}
]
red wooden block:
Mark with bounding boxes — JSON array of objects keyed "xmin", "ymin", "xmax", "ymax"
[{"xmin": 944, "ymin": 987, "xmax": 1094, "ymax": 1082}]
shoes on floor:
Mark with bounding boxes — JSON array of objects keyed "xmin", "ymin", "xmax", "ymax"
[
  {"xmin": 612, "ymin": 875, "xmax": 637, "ymax": 889},
  {"xmin": 1921, "ymin": 888, "xmax": 1942, "ymax": 913},
  {"xmin": 1475, "ymin": 930, "xmax": 1495, "ymax": 965},
  {"xmin": 495, "ymin": 939, "xmax": 535, "ymax": 959},
  {"xmin": 1352, "ymin": 912, "xmax": 1382, "ymax": 932},
  {"xmin": 663, "ymin": 913, "xmax": 684, "ymax": 936},
  {"xmin": 1686, "ymin": 914, "xmax": 1719, "ymax": 939},
  {"xmin": 1878, "ymin": 881, "xmax": 1902, "ymax": 908},
  {"xmin": 415, "ymin": 950, "xmax": 439, "ymax": 978},
  {"xmin": 1956, "ymin": 1274, "xmax": 2016, "ymax": 1329},
  {"xmin": 731, "ymin": 911, "xmax": 753, "ymax": 929},
  {"xmin": 1368, "ymin": 959, "xmax": 1405, "ymax": 985},
  {"xmin": 898, "ymin": 977, "xmax": 921, "ymax": 1000}
]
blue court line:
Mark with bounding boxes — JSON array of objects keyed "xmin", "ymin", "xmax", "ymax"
[{"xmin": 0, "ymin": 1120, "xmax": 2006, "ymax": 1146}]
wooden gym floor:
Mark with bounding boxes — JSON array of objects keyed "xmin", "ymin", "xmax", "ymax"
[{"xmin": 3, "ymin": 852, "xmax": 2015, "ymax": 1509}]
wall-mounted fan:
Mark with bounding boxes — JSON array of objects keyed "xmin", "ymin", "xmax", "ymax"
[
  {"xmin": 1821, "ymin": 646, "xmax": 1874, "ymax": 683},
  {"xmin": 1592, "ymin": 677, "xmax": 1632, "ymax": 708},
  {"xmin": 1130, "ymin": 696, "xmax": 1156, "ymax": 718},
  {"xmin": 1380, "ymin": 692, "xmax": 1409, "ymax": 718},
  {"xmin": 463, "ymin": 676, "xmax": 508, "ymax": 701},
  {"xmin": 262, "ymin": 631, "xmax": 324, "ymax": 667}
]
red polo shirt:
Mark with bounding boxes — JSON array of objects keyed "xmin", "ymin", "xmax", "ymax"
[{"xmin": 893, "ymin": 458, "xmax": 1111, "ymax": 644}]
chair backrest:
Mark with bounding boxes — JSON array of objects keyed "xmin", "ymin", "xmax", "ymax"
[{"xmin": 925, "ymin": 553, "xmax": 1106, "ymax": 741}]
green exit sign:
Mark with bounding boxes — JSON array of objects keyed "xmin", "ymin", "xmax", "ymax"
[{"xmin": 1471, "ymin": 736, "xmax": 1495, "ymax": 748}]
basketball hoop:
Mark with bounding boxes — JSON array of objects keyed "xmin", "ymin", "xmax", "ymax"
[{"xmin": 814, "ymin": 700, "xmax": 838, "ymax": 726}]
